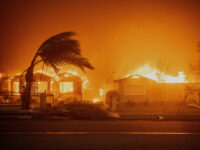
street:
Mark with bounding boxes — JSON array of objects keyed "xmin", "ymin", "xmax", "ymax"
[{"xmin": 0, "ymin": 120, "xmax": 200, "ymax": 150}]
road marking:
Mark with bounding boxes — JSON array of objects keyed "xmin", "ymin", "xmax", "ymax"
[{"xmin": 0, "ymin": 131, "xmax": 200, "ymax": 135}]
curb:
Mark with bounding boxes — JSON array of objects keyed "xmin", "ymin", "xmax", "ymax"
[
  {"xmin": 0, "ymin": 115, "xmax": 32, "ymax": 120},
  {"xmin": 120, "ymin": 114, "xmax": 200, "ymax": 121}
]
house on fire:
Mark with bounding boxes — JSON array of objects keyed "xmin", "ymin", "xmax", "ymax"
[
  {"xmin": 11, "ymin": 73, "xmax": 53, "ymax": 94},
  {"xmin": 0, "ymin": 72, "xmax": 82, "ymax": 104},
  {"xmin": 112, "ymin": 74, "xmax": 193, "ymax": 104},
  {"xmin": 113, "ymin": 74, "xmax": 157, "ymax": 103},
  {"xmin": 56, "ymin": 73, "xmax": 82, "ymax": 101}
]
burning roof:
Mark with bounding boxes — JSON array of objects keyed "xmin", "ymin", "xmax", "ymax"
[{"xmin": 125, "ymin": 63, "xmax": 188, "ymax": 83}]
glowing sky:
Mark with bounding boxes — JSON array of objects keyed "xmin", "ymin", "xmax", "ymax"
[{"xmin": 0, "ymin": 0, "xmax": 200, "ymax": 85}]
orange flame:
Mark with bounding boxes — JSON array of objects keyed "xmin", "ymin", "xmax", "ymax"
[
  {"xmin": 126, "ymin": 63, "xmax": 188, "ymax": 83},
  {"xmin": 99, "ymin": 88, "xmax": 104, "ymax": 96},
  {"xmin": 92, "ymin": 88, "xmax": 104, "ymax": 103},
  {"xmin": 92, "ymin": 98, "xmax": 100, "ymax": 103},
  {"xmin": 15, "ymin": 68, "xmax": 89, "ymax": 90}
]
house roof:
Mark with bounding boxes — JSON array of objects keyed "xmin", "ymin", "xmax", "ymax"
[
  {"xmin": 114, "ymin": 74, "xmax": 156, "ymax": 83},
  {"xmin": 10, "ymin": 72, "xmax": 54, "ymax": 82},
  {"xmin": 58, "ymin": 72, "xmax": 82, "ymax": 82}
]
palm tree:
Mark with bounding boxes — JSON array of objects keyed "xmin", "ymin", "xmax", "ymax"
[{"xmin": 20, "ymin": 32, "xmax": 94, "ymax": 109}]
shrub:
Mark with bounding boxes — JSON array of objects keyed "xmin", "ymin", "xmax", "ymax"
[
  {"xmin": 44, "ymin": 105, "xmax": 69, "ymax": 116},
  {"xmin": 64, "ymin": 102, "xmax": 112, "ymax": 120}
]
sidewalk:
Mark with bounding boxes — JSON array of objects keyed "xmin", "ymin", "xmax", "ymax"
[
  {"xmin": 1, "ymin": 109, "xmax": 200, "ymax": 121},
  {"xmin": 119, "ymin": 112, "xmax": 200, "ymax": 121},
  {"xmin": 1, "ymin": 104, "xmax": 200, "ymax": 121}
]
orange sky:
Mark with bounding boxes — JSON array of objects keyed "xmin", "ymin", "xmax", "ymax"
[{"xmin": 0, "ymin": 0, "xmax": 200, "ymax": 89}]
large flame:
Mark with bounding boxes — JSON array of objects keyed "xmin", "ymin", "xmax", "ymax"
[
  {"xmin": 126, "ymin": 63, "xmax": 188, "ymax": 83},
  {"xmin": 15, "ymin": 68, "xmax": 89, "ymax": 90},
  {"xmin": 92, "ymin": 88, "xmax": 104, "ymax": 103}
]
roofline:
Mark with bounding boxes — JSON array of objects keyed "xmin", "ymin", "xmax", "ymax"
[{"xmin": 114, "ymin": 74, "xmax": 155, "ymax": 82}]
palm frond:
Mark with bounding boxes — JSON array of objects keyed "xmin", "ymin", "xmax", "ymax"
[
  {"xmin": 37, "ymin": 32, "xmax": 94, "ymax": 72},
  {"xmin": 43, "ymin": 52, "xmax": 94, "ymax": 71},
  {"xmin": 38, "ymin": 40, "xmax": 80, "ymax": 61},
  {"xmin": 38, "ymin": 32, "xmax": 80, "ymax": 55}
]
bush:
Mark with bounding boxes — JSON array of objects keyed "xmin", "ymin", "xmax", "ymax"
[
  {"xmin": 63, "ymin": 102, "xmax": 112, "ymax": 120},
  {"xmin": 44, "ymin": 105, "xmax": 69, "ymax": 116},
  {"xmin": 37, "ymin": 101, "xmax": 113, "ymax": 120}
]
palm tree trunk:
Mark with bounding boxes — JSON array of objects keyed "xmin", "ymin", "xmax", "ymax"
[
  {"xmin": 21, "ymin": 54, "xmax": 38, "ymax": 109},
  {"xmin": 21, "ymin": 66, "xmax": 34, "ymax": 109}
]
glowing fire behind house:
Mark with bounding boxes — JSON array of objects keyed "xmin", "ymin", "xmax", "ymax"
[{"xmin": 125, "ymin": 63, "xmax": 188, "ymax": 83}]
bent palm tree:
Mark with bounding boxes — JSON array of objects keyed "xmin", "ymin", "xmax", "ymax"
[{"xmin": 20, "ymin": 32, "xmax": 94, "ymax": 109}]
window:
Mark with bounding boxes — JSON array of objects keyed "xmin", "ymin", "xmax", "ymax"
[
  {"xmin": 13, "ymin": 82, "xmax": 19, "ymax": 93},
  {"xmin": 60, "ymin": 82, "xmax": 73, "ymax": 93},
  {"xmin": 31, "ymin": 82, "xmax": 38, "ymax": 94},
  {"xmin": 38, "ymin": 82, "xmax": 48, "ymax": 93}
]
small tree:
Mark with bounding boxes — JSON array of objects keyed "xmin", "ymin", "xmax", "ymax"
[
  {"xmin": 155, "ymin": 58, "xmax": 171, "ymax": 83},
  {"xmin": 20, "ymin": 32, "xmax": 94, "ymax": 109},
  {"xmin": 154, "ymin": 58, "xmax": 171, "ymax": 107},
  {"xmin": 190, "ymin": 42, "xmax": 200, "ymax": 80}
]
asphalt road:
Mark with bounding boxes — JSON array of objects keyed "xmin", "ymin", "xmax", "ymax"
[{"xmin": 0, "ymin": 120, "xmax": 200, "ymax": 150}]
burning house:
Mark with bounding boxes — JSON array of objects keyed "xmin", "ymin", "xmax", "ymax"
[
  {"xmin": 0, "ymin": 75, "xmax": 10, "ymax": 92},
  {"xmin": 12, "ymin": 73, "xmax": 53, "ymax": 94},
  {"xmin": 0, "ymin": 72, "xmax": 83, "ymax": 104},
  {"xmin": 113, "ymin": 75, "xmax": 157, "ymax": 104},
  {"xmin": 112, "ymin": 73, "xmax": 199, "ymax": 105},
  {"xmin": 56, "ymin": 73, "xmax": 82, "ymax": 101}
]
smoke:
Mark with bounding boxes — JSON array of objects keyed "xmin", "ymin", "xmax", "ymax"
[{"xmin": 0, "ymin": 0, "xmax": 200, "ymax": 95}]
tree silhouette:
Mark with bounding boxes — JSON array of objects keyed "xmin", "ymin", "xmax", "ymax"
[
  {"xmin": 20, "ymin": 32, "xmax": 94, "ymax": 109},
  {"xmin": 189, "ymin": 41, "xmax": 200, "ymax": 80}
]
